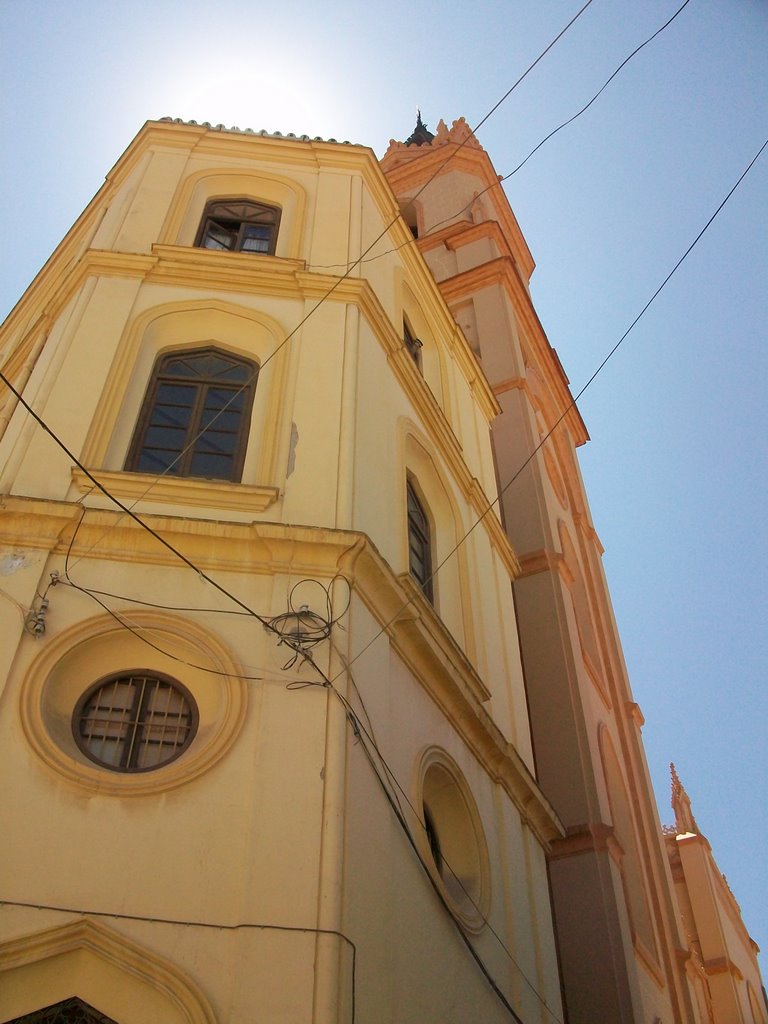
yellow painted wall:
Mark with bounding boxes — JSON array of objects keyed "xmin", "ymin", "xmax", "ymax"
[{"xmin": 0, "ymin": 121, "xmax": 561, "ymax": 1023}]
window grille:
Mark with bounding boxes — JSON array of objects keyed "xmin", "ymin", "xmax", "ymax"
[{"xmin": 73, "ymin": 672, "xmax": 198, "ymax": 772}]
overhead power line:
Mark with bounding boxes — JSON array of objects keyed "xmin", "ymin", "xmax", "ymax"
[
  {"xmin": 310, "ymin": 0, "xmax": 695, "ymax": 272},
  {"xmin": 54, "ymin": 0, "xmax": 596, "ymax": 575},
  {"xmin": 326, "ymin": 134, "xmax": 768, "ymax": 683},
  {"xmin": 2, "ymin": 135, "xmax": 764, "ymax": 693}
]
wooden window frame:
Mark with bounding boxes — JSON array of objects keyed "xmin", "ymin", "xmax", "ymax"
[
  {"xmin": 194, "ymin": 198, "xmax": 281, "ymax": 255},
  {"xmin": 125, "ymin": 346, "xmax": 257, "ymax": 482},
  {"xmin": 407, "ymin": 479, "xmax": 433, "ymax": 602}
]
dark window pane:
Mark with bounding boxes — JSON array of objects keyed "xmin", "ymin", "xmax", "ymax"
[
  {"xmin": 155, "ymin": 383, "xmax": 196, "ymax": 406},
  {"xmin": 195, "ymin": 199, "xmax": 280, "ymax": 255},
  {"xmin": 206, "ymin": 355, "xmax": 238, "ymax": 377},
  {"xmin": 127, "ymin": 347, "xmax": 256, "ymax": 482},
  {"xmin": 144, "ymin": 425, "xmax": 188, "ymax": 448},
  {"xmin": 195, "ymin": 432, "xmax": 237, "ymax": 457},
  {"xmin": 190, "ymin": 452, "xmax": 234, "ymax": 478},
  {"xmin": 6, "ymin": 996, "xmax": 121, "ymax": 1023},
  {"xmin": 407, "ymin": 482, "xmax": 433, "ymax": 601},
  {"xmin": 162, "ymin": 358, "xmax": 200, "ymax": 377},
  {"xmin": 241, "ymin": 225, "xmax": 271, "ymax": 252},
  {"xmin": 200, "ymin": 407, "xmax": 240, "ymax": 432},
  {"xmin": 150, "ymin": 404, "xmax": 193, "ymax": 429},
  {"xmin": 202, "ymin": 223, "xmax": 236, "ymax": 250},
  {"xmin": 137, "ymin": 449, "xmax": 182, "ymax": 474},
  {"xmin": 217, "ymin": 363, "xmax": 252, "ymax": 382},
  {"xmin": 204, "ymin": 386, "xmax": 242, "ymax": 410}
]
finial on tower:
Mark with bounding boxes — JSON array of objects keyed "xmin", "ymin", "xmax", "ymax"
[
  {"xmin": 670, "ymin": 762, "xmax": 700, "ymax": 835},
  {"xmin": 405, "ymin": 110, "xmax": 435, "ymax": 147}
]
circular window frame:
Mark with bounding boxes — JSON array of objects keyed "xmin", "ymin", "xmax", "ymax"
[
  {"xmin": 72, "ymin": 670, "xmax": 200, "ymax": 773},
  {"xmin": 19, "ymin": 610, "xmax": 248, "ymax": 796},
  {"xmin": 417, "ymin": 747, "xmax": 491, "ymax": 932}
]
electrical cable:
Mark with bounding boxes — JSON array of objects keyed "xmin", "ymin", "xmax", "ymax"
[
  {"xmin": 0, "ymin": 367, "xmax": 274, "ymax": 628},
  {"xmin": 0, "ymin": 898, "xmax": 356, "ymax": 1024},
  {"xmin": 309, "ymin": 0, "xmax": 695, "ymax": 273},
  {"xmin": 57, "ymin": 1, "xmax": 594, "ymax": 574},
  {"xmin": 498, "ymin": 0, "xmax": 693, "ymax": 178},
  {"xmin": 350, "ymin": 706, "xmax": 527, "ymax": 1024},
  {"xmin": 285, "ymin": 641, "xmax": 558, "ymax": 1020},
  {"xmin": 58, "ymin": 504, "xmax": 340, "ymax": 679},
  {"xmin": 3, "ymin": 28, "xmax": 758, "ymax": 1019},
  {"xmin": 325, "ymin": 642, "xmax": 564, "ymax": 1023},
  {"xmin": 4, "ymin": 132, "xmax": 763, "ymax": 794},
  {"xmin": 57, "ymin": 554, "xmax": 349, "ymax": 685},
  {"xmin": 55, "ymin": 577, "xmax": 252, "ymax": 616},
  {"xmin": 5, "ymin": 134, "xmax": 764, "ymax": 709},
  {"xmin": 292, "ymin": 645, "xmax": 550, "ymax": 1024},
  {"xmin": 60, "ymin": 579, "xmax": 267, "ymax": 681},
  {"xmin": 324, "ymin": 133, "xmax": 768, "ymax": 686}
]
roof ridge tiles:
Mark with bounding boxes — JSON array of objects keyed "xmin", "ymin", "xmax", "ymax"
[{"xmin": 157, "ymin": 117, "xmax": 355, "ymax": 146}]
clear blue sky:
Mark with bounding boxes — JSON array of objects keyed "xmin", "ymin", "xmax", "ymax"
[{"xmin": 1, "ymin": 0, "xmax": 766, "ymax": 967}]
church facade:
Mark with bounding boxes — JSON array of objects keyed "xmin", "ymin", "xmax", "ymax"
[{"xmin": 0, "ymin": 115, "xmax": 762, "ymax": 1023}]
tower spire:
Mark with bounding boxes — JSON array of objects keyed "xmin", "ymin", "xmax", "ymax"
[
  {"xmin": 405, "ymin": 109, "xmax": 435, "ymax": 147},
  {"xmin": 670, "ymin": 762, "xmax": 699, "ymax": 834}
]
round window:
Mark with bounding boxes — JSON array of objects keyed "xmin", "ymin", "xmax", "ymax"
[
  {"xmin": 73, "ymin": 672, "xmax": 199, "ymax": 773},
  {"xmin": 421, "ymin": 757, "xmax": 488, "ymax": 927}
]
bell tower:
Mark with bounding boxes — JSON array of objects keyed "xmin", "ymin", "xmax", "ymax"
[{"xmin": 381, "ymin": 114, "xmax": 698, "ymax": 1024}]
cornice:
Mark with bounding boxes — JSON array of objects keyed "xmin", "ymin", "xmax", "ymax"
[
  {"xmin": 703, "ymin": 956, "xmax": 744, "ymax": 982},
  {"xmin": 626, "ymin": 701, "xmax": 645, "ymax": 728},
  {"xmin": 572, "ymin": 508, "xmax": 604, "ymax": 555},
  {"xmin": 548, "ymin": 821, "xmax": 615, "ymax": 860},
  {"xmin": 71, "ymin": 468, "xmax": 280, "ymax": 514},
  {"xmin": 2, "ymin": 241, "xmax": 515, "ymax": 574},
  {"xmin": 492, "ymin": 375, "xmax": 528, "ymax": 397},
  {"xmin": 379, "ymin": 127, "xmax": 535, "ymax": 281},
  {"xmin": 517, "ymin": 548, "xmax": 563, "ymax": 579},
  {"xmin": 674, "ymin": 831, "xmax": 763, "ymax": 953},
  {"xmin": 2, "ymin": 240, "xmax": 501, "ymax": 438},
  {"xmin": 418, "ymin": 218, "xmax": 531, "ymax": 294},
  {"xmin": 350, "ymin": 548, "xmax": 562, "ymax": 845},
  {"xmin": 437, "ymin": 257, "xmax": 589, "ymax": 446},
  {"xmin": 0, "ymin": 494, "xmax": 560, "ymax": 846}
]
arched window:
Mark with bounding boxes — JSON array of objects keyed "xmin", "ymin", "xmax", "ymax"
[
  {"xmin": 195, "ymin": 198, "xmax": 281, "ymax": 255},
  {"xmin": 420, "ymin": 751, "xmax": 489, "ymax": 927},
  {"xmin": 407, "ymin": 479, "xmax": 433, "ymax": 602},
  {"xmin": 126, "ymin": 347, "xmax": 257, "ymax": 480},
  {"xmin": 403, "ymin": 318, "xmax": 423, "ymax": 370}
]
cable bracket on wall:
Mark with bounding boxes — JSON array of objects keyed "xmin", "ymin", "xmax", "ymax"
[{"xmin": 24, "ymin": 570, "xmax": 60, "ymax": 638}]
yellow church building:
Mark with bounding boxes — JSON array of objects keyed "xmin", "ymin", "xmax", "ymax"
[{"xmin": 0, "ymin": 114, "xmax": 763, "ymax": 1023}]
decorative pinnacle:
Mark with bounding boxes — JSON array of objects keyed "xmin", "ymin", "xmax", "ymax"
[
  {"xmin": 670, "ymin": 762, "xmax": 699, "ymax": 835},
  {"xmin": 405, "ymin": 110, "xmax": 435, "ymax": 147}
]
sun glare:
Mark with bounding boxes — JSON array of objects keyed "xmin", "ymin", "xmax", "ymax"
[{"xmin": 165, "ymin": 66, "xmax": 342, "ymax": 140}]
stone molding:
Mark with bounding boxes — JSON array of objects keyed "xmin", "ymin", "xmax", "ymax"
[
  {"xmin": 0, "ymin": 918, "xmax": 217, "ymax": 1023},
  {"xmin": 18, "ymin": 609, "xmax": 248, "ymax": 797},
  {"xmin": 72, "ymin": 468, "xmax": 280, "ymax": 514}
]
